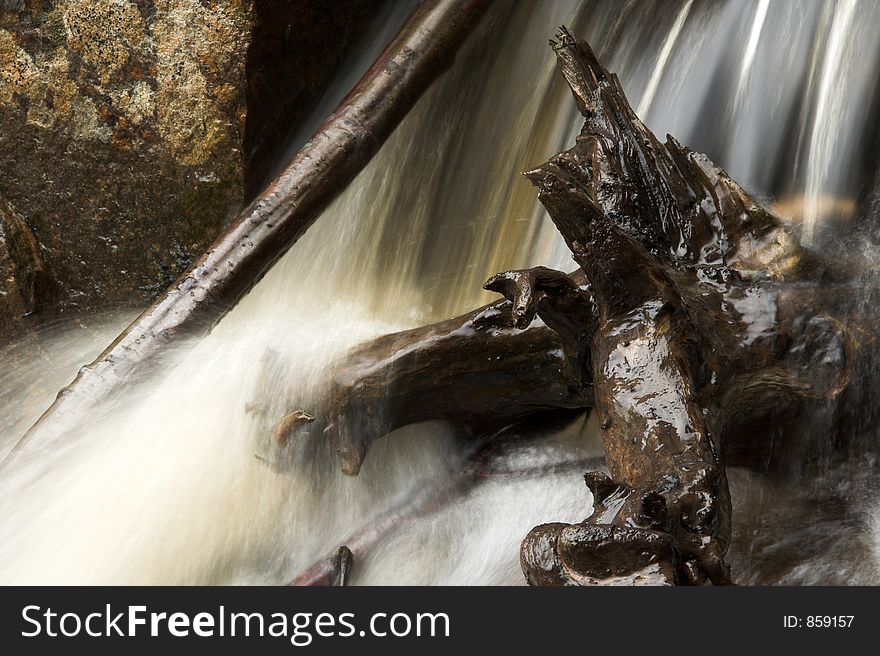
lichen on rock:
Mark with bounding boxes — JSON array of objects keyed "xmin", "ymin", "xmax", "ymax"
[
  {"xmin": 0, "ymin": 0, "xmax": 383, "ymax": 341},
  {"xmin": 0, "ymin": 0, "xmax": 252, "ymax": 339},
  {"xmin": 63, "ymin": 0, "xmax": 146, "ymax": 84}
]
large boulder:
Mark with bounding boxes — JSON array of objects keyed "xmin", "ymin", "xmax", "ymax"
[{"xmin": 0, "ymin": 0, "xmax": 380, "ymax": 341}]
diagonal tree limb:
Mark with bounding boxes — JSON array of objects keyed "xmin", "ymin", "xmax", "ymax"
[{"xmin": 3, "ymin": 0, "xmax": 494, "ymax": 472}]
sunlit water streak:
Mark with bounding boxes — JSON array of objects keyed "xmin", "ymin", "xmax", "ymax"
[{"xmin": 2, "ymin": 0, "xmax": 880, "ymax": 585}]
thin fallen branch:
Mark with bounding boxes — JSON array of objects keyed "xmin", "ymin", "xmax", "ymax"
[
  {"xmin": 3, "ymin": 0, "xmax": 493, "ymax": 470},
  {"xmin": 289, "ymin": 448, "xmax": 605, "ymax": 586}
]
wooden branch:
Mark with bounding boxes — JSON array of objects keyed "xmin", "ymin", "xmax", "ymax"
[
  {"xmin": 2, "ymin": 0, "xmax": 494, "ymax": 471},
  {"xmin": 289, "ymin": 448, "xmax": 605, "ymax": 586},
  {"xmin": 290, "ymin": 546, "xmax": 353, "ymax": 587},
  {"xmin": 270, "ymin": 284, "xmax": 592, "ymax": 476}
]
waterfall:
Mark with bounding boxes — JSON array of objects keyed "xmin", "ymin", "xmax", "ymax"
[{"xmin": 2, "ymin": 0, "xmax": 879, "ymax": 585}]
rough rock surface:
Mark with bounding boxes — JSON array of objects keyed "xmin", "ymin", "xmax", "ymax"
[
  {"xmin": 0, "ymin": 0, "xmax": 380, "ymax": 341},
  {"xmin": 0, "ymin": 198, "xmax": 49, "ymax": 338},
  {"xmin": 0, "ymin": 0, "xmax": 252, "ymax": 339}
]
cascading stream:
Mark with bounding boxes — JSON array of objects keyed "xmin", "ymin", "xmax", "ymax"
[{"xmin": 1, "ymin": 0, "xmax": 879, "ymax": 585}]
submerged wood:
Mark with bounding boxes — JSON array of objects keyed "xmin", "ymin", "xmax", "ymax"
[{"xmin": 2, "ymin": 0, "xmax": 493, "ymax": 471}]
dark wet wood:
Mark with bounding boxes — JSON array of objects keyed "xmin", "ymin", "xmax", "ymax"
[
  {"xmin": 2, "ymin": 0, "xmax": 494, "ymax": 472},
  {"xmin": 306, "ymin": 272, "xmax": 863, "ymax": 480},
  {"xmin": 276, "ymin": 290, "xmax": 591, "ymax": 476},
  {"xmin": 499, "ymin": 28, "xmax": 857, "ymax": 586}
]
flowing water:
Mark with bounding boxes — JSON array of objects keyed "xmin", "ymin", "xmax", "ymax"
[{"xmin": 2, "ymin": 0, "xmax": 880, "ymax": 585}]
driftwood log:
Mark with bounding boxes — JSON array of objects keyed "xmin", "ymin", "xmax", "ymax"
[
  {"xmin": 1, "ymin": 0, "xmax": 493, "ymax": 472},
  {"xmin": 283, "ymin": 28, "xmax": 864, "ymax": 585},
  {"xmin": 317, "ymin": 273, "xmax": 593, "ymax": 476}
]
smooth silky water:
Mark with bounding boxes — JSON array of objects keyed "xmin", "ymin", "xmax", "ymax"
[{"xmin": 2, "ymin": 0, "xmax": 880, "ymax": 585}]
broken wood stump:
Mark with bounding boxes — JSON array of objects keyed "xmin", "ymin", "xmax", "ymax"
[{"xmin": 490, "ymin": 28, "xmax": 855, "ymax": 585}]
